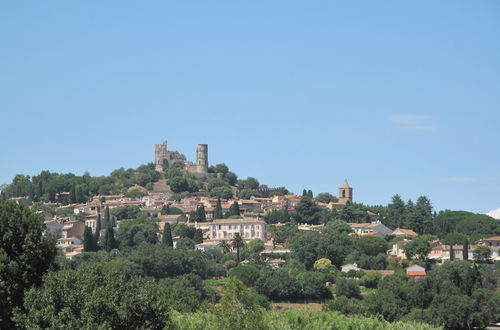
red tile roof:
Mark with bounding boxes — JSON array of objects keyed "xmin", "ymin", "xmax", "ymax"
[{"xmin": 407, "ymin": 270, "xmax": 426, "ymax": 276}]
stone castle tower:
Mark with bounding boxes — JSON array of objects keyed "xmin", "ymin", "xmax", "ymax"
[
  {"xmin": 338, "ymin": 179, "xmax": 353, "ymax": 204},
  {"xmin": 154, "ymin": 141, "xmax": 208, "ymax": 177}
]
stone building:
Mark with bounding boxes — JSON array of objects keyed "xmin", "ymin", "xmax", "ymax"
[
  {"xmin": 154, "ymin": 141, "xmax": 208, "ymax": 177},
  {"xmin": 338, "ymin": 179, "xmax": 353, "ymax": 204}
]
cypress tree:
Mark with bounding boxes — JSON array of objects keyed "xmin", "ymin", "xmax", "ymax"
[
  {"xmin": 83, "ymin": 226, "xmax": 97, "ymax": 252},
  {"xmin": 302, "ymin": 189, "xmax": 307, "ymax": 197},
  {"xmin": 94, "ymin": 210, "xmax": 101, "ymax": 243},
  {"xmin": 449, "ymin": 245, "xmax": 455, "ymax": 261},
  {"xmin": 69, "ymin": 184, "xmax": 76, "ymax": 204},
  {"xmin": 162, "ymin": 222, "xmax": 173, "ymax": 247},
  {"xmin": 214, "ymin": 198, "xmax": 223, "ymax": 219},
  {"xmin": 463, "ymin": 238, "xmax": 469, "ymax": 261},
  {"xmin": 307, "ymin": 190, "xmax": 313, "ymax": 198},
  {"xmin": 193, "ymin": 228, "xmax": 203, "ymax": 244},
  {"xmin": 197, "ymin": 205, "xmax": 206, "ymax": 222},
  {"xmin": 189, "ymin": 210, "xmax": 198, "ymax": 222},
  {"xmin": 103, "ymin": 206, "xmax": 110, "ymax": 228},
  {"xmin": 104, "ymin": 227, "xmax": 116, "ymax": 252},
  {"xmin": 230, "ymin": 201, "xmax": 240, "ymax": 216}
]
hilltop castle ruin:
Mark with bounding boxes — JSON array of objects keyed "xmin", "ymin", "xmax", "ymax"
[{"xmin": 154, "ymin": 141, "xmax": 208, "ymax": 177}]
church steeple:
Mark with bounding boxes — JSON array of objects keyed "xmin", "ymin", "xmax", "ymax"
[{"xmin": 338, "ymin": 179, "xmax": 353, "ymax": 204}]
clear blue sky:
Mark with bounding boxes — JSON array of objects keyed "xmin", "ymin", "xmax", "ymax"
[{"xmin": 1, "ymin": 1, "xmax": 499, "ymax": 214}]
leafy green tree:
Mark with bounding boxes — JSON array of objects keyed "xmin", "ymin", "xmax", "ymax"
[
  {"xmin": 116, "ymin": 218, "xmax": 158, "ymax": 248},
  {"xmin": 209, "ymin": 186, "xmax": 233, "ymax": 199},
  {"xmin": 255, "ymin": 268, "xmax": 301, "ymax": 300},
  {"xmin": 214, "ymin": 198, "xmax": 223, "ymax": 219},
  {"xmin": 229, "ymin": 264, "xmax": 260, "ymax": 286},
  {"xmin": 14, "ymin": 263, "xmax": 172, "ymax": 329},
  {"xmin": 294, "ymin": 196, "xmax": 322, "ymax": 224},
  {"xmin": 176, "ymin": 237, "xmax": 195, "ymax": 250},
  {"xmin": 111, "ymin": 205, "xmax": 141, "ymax": 220},
  {"xmin": 473, "ymin": 246, "xmax": 492, "ymax": 263},
  {"xmin": 336, "ymin": 278, "xmax": 362, "ymax": 299},
  {"xmin": 0, "ymin": 201, "xmax": 58, "ymax": 328},
  {"xmin": 356, "ymin": 236, "xmax": 388, "ymax": 256},
  {"xmin": 230, "ymin": 201, "xmax": 240, "ymax": 216},
  {"xmin": 313, "ymin": 258, "xmax": 334, "ymax": 272},
  {"xmin": 315, "ymin": 192, "xmax": 338, "ymax": 203},
  {"xmin": 162, "ymin": 222, "xmax": 173, "ymax": 247},
  {"xmin": 404, "ymin": 237, "xmax": 431, "ymax": 261},
  {"xmin": 232, "ymin": 233, "xmax": 244, "ymax": 263},
  {"xmin": 238, "ymin": 177, "xmax": 259, "ymax": 190}
]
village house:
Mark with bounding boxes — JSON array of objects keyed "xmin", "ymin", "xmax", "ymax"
[
  {"xmin": 349, "ymin": 221, "xmax": 392, "ymax": 238},
  {"xmin": 477, "ymin": 236, "xmax": 500, "ymax": 261},
  {"xmin": 392, "ymin": 228, "xmax": 418, "ymax": 238},
  {"xmin": 208, "ymin": 218, "xmax": 267, "ymax": 241},
  {"xmin": 406, "ymin": 264, "xmax": 426, "ymax": 280},
  {"xmin": 61, "ymin": 220, "xmax": 85, "ymax": 239}
]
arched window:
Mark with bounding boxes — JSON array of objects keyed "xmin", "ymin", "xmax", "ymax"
[{"xmin": 342, "ymin": 190, "xmax": 346, "ymax": 198}]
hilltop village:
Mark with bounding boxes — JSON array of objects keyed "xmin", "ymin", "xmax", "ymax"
[{"xmin": 2, "ymin": 141, "xmax": 499, "ymax": 329}]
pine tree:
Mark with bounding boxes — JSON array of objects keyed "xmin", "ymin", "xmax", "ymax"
[
  {"xmin": 230, "ymin": 201, "xmax": 240, "ymax": 216},
  {"xmin": 83, "ymin": 226, "xmax": 97, "ymax": 252},
  {"xmin": 214, "ymin": 198, "xmax": 223, "ymax": 219},
  {"xmin": 104, "ymin": 227, "xmax": 117, "ymax": 252},
  {"xmin": 161, "ymin": 204, "xmax": 171, "ymax": 215},
  {"xmin": 162, "ymin": 222, "xmax": 173, "ymax": 247},
  {"xmin": 193, "ymin": 228, "xmax": 203, "ymax": 244}
]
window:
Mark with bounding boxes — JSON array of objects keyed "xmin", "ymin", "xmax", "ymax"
[{"xmin": 229, "ymin": 225, "xmax": 232, "ymax": 230}]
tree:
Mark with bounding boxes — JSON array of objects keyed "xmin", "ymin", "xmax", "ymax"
[
  {"xmin": 230, "ymin": 201, "xmax": 240, "ymax": 216},
  {"xmin": 219, "ymin": 240, "xmax": 231, "ymax": 254},
  {"xmin": 232, "ymin": 233, "xmax": 245, "ymax": 263},
  {"xmin": 294, "ymin": 196, "xmax": 322, "ymax": 225},
  {"xmin": 356, "ymin": 236, "xmax": 388, "ymax": 256},
  {"xmin": 313, "ymin": 258, "xmax": 334, "ymax": 272},
  {"xmin": 387, "ymin": 195, "xmax": 406, "ymax": 229},
  {"xmin": 94, "ymin": 211, "xmax": 102, "ymax": 243},
  {"xmin": 336, "ymin": 278, "xmax": 362, "ymax": 299},
  {"xmin": 473, "ymin": 246, "xmax": 492, "ymax": 263},
  {"xmin": 404, "ymin": 237, "xmax": 431, "ymax": 261},
  {"xmin": 193, "ymin": 229, "xmax": 203, "ymax": 244},
  {"xmin": 196, "ymin": 205, "xmax": 206, "ymax": 222},
  {"xmin": 162, "ymin": 222, "xmax": 173, "ymax": 247},
  {"xmin": 315, "ymin": 192, "xmax": 338, "ymax": 203},
  {"xmin": 268, "ymin": 225, "xmax": 278, "ymax": 249},
  {"xmin": 0, "ymin": 201, "xmax": 58, "ymax": 328},
  {"xmin": 103, "ymin": 205, "xmax": 111, "ymax": 228},
  {"xmin": 214, "ymin": 198, "xmax": 223, "ymax": 219},
  {"xmin": 443, "ymin": 233, "xmax": 468, "ymax": 261},
  {"xmin": 104, "ymin": 227, "xmax": 117, "ymax": 252},
  {"xmin": 83, "ymin": 226, "xmax": 98, "ymax": 252}
]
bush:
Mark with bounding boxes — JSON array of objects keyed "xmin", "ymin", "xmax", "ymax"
[
  {"xmin": 361, "ymin": 272, "xmax": 382, "ymax": 289},
  {"xmin": 335, "ymin": 278, "xmax": 362, "ymax": 299}
]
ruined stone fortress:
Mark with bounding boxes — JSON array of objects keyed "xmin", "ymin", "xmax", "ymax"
[{"xmin": 154, "ymin": 141, "xmax": 209, "ymax": 177}]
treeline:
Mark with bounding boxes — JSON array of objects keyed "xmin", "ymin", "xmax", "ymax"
[
  {"xmin": 324, "ymin": 261, "xmax": 500, "ymax": 329},
  {"xmin": 264, "ymin": 193, "xmax": 500, "ymax": 239},
  {"xmin": 2, "ymin": 164, "xmax": 160, "ymax": 203}
]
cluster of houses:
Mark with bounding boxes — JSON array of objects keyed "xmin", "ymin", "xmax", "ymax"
[{"xmin": 13, "ymin": 180, "xmax": 499, "ymax": 281}]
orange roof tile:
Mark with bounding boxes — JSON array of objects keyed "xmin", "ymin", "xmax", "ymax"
[{"xmin": 407, "ymin": 270, "xmax": 426, "ymax": 276}]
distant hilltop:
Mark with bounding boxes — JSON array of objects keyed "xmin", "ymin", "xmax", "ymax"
[{"xmin": 154, "ymin": 141, "xmax": 208, "ymax": 178}]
